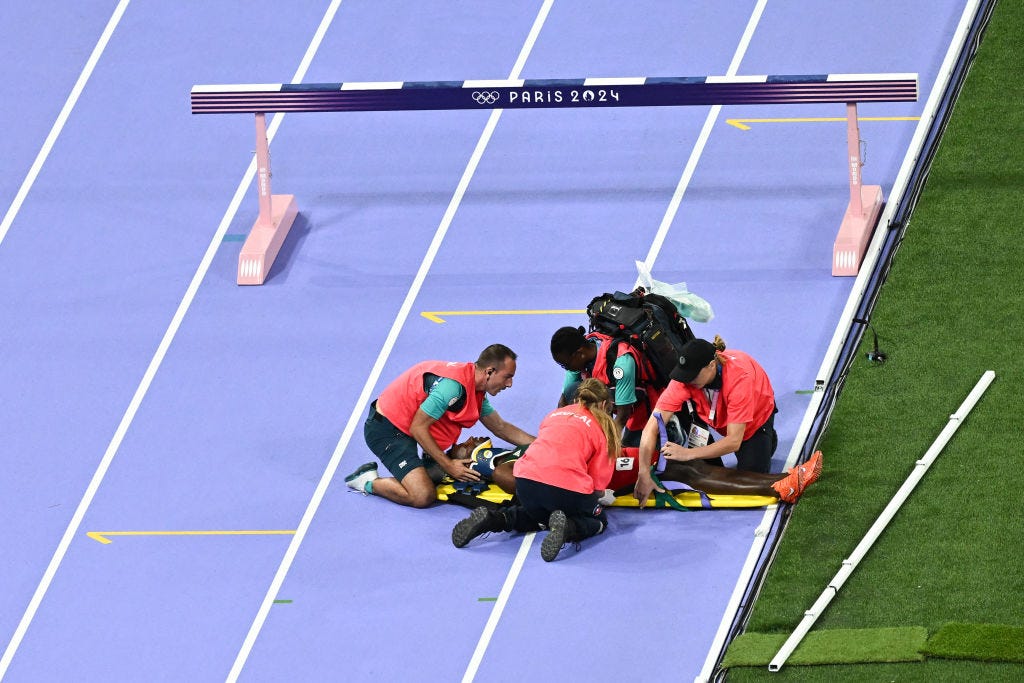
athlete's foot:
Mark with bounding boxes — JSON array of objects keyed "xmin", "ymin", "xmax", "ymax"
[{"xmin": 771, "ymin": 451, "xmax": 822, "ymax": 503}]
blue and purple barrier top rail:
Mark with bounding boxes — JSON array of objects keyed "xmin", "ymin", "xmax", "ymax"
[{"xmin": 191, "ymin": 74, "xmax": 918, "ymax": 114}]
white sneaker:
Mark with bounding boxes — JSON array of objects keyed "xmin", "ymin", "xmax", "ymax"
[{"xmin": 345, "ymin": 462, "xmax": 379, "ymax": 495}]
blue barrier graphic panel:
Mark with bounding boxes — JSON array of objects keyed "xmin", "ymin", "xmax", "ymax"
[{"xmin": 191, "ymin": 74, "xmax": 918, "ymax": 114}]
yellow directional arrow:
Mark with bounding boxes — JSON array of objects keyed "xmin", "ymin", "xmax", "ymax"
[
  {"xmin": 725, "ymin": 116, "xmax": 919, "ymax": 131},
  {"xmin": 421, "ymin": 309, "xmax": 584, "ymax": 324},
  {"xmin": 87, "ymin": 530, "xmax": 296, "ymax": 544}
]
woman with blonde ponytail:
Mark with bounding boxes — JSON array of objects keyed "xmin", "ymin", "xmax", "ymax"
[
  {"xmin": 452, "ymin": 378, "xmax": 619, "ymax": 562},
  {"xmin": 575, "ymin": 378, "xmax": 622, "ymax": 461}
]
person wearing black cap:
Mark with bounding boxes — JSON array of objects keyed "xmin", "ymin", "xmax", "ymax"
[{"xmin": 635, "ymin": 335, "xmax": 778, "ymax": 505}]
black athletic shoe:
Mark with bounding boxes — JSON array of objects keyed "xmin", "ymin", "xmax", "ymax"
[
  {"xmin": 452, "ymin": 507, "xmax": 502, "ymax": 548},
  {"xmin": 540, "ymin": 510, "xmax": 577, "ymax": 562}
]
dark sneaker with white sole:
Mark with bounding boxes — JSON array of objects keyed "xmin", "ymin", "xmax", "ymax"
[{"xmin": 452, "ymin": 507, "xmax": 505, "ymax": 548}]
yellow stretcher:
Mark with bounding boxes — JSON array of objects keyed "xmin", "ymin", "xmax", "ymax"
[{"xmin": 437, "ymin": 482, "xmax": 776, "ymax": 510}]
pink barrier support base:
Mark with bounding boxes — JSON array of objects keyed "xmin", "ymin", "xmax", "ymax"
[
  {"xmin": 237, "ymin": 194, "xmax": 298, "ymax": 285},
  {"xmin": 832, "ymin": 185, "xmax": 883, "ymax": 276}
]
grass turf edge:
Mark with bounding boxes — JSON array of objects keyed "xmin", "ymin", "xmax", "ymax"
[
  {"xmin": 724, "ymin": 623, "xmax": 1024, "ymax": 668},
  {"xmin": 921, "ymin": 623, "xmax": 1024, "ymax": 663},
  {"xmin": 721, "ymin": 627, "xmax": 927, "ymax": 667}
]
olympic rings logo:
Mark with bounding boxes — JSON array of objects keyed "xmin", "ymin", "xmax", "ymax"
[{"xmin": 472, "ymin": 90, "xmax": 500, "ymax": 105}]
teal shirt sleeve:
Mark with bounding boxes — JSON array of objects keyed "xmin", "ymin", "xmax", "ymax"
[
  {"xmin": 612, "ymin": 353, "xmax": 638, "ymax": 406},
  {"xmin": 419, "ymin": 377, "xmax": 465, "ymax": 419},
  {"xmin": 562, "ymin": 369, "xmax": 583, "ymax": 395},
  {"xmin": 419, "ymin": 376, "xmax": 493, "ymax": 418}
]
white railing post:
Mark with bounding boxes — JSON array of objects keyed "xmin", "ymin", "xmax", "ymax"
[{"xmin": 768, "ymin": 370, "xmax": 995, "ymax": 671}]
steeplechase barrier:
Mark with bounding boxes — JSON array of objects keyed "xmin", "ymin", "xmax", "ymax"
[{"xmin": 190, "ymin": 74, "xmax": 918, "ymax": 284}]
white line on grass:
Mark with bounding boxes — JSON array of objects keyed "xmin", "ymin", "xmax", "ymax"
[
  {"xmin": 226, "ymin": 2, "xmax": 555, "ymax": 680},
  {"xmin": 0, "ymin": 0, "xmax": 130, "ymax": 249},
  {"xmin": 0, "ymin": 1, "xmax": 342, "ymax": 679}
]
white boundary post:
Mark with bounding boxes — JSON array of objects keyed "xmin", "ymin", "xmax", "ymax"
[{"xmin": 768, "ymin": 370, "xmax": 995, "ymax": 672}]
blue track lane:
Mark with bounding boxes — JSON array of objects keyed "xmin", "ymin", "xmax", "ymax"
[{"xmin": 0, "ymin": 1, "xmax": 971, "ymax": 680}]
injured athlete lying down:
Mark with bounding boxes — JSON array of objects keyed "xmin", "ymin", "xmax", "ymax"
[{"xmin": 446, "ymin": 435, "xmax": 822, "ymax": 506}]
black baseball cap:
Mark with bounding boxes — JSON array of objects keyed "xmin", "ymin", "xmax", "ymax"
[{"xmin": 670, "ymin": 338, "xmax": 717, "ymax": 383}]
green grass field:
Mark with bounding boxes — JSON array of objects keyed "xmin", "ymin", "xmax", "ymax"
[{"xmin": 724, "ymin": 1, "xmax": 1023, "ymax": 680}]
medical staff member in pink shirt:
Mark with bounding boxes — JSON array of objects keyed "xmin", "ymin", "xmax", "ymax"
[
  {"xmin": 451, "ymin": 378, "xmax": 620, "ymax": 562},
  {"xmin": 635, "ymin": 336, "xmax": 778, "ymax": 505}
]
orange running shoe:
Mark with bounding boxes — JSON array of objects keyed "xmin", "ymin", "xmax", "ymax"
[{"xmin": 771, "ymin": 451, "xmax": 823, "ymax": 503}]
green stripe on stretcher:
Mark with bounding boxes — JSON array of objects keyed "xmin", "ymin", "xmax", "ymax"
[{"xmin": 650, "ymin": 470, "xmax": 687, "ymax": 511}]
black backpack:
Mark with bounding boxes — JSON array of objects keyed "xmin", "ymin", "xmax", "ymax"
[{"xmin": 586, "ymin": 287, "xmax": 695, "ymax": 389}]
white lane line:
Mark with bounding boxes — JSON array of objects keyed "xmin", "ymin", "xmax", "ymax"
[
  {"xmin": 226, "ymin": 1, "xmax": 555, "ymax": 680},
  {"xmin": 462, "ymin": 533, "xmax": 537, "ymax": 683},
  {"xmin": 0, "ymin": 0, "xmax": 130, "ymax": 249},
  {"xmin": 643, "ymin": 3, "xmax": 793, "ymax": 681},
  {"xmin": 642, "ymin": 0, "xmax": 768, "ymax": 274},
  {"xmin": 1, "ymin": 1, "xmax": 134, "ymax": 674},
  {"xmin": 0, "ymin": 1, "xmax": 342, "ymax": 679}
]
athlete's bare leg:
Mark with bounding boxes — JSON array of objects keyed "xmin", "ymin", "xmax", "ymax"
[{"xmin": 660, "ymin": 460, "xmax": 785, "ymax": 496}]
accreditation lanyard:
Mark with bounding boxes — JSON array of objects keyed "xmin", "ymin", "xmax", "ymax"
[{"xmin": 703, "ymin": 388, "xmax": 720, "ymax": 423}]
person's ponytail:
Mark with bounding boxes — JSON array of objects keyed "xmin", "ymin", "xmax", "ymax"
[{"xmin": 575, "ymin": 378, "xmax": 621, "ymax": 459}]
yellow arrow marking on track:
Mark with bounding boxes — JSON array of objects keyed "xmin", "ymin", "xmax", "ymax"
[
  {"xmin": 87, "ymin": 530, "xmax": 296, "ymax": 544},
  {"xmin": 421, "ymin": 309, "xmax": 584, "ymax": 324},
  {"xmin": 725, "ymin": 116, "xmax": 920, "ymax": 131}
]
